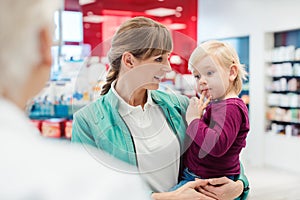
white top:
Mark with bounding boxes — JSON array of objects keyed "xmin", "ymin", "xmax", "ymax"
[
  {"xmin": 112, "ymin": 81, "xmax": 180, "ymax": 192},
  {"xmin": 0, "ymin": 97, "xmax": 150, "ymax": 200}
]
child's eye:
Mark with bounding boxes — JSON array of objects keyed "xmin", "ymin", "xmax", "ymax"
[{"xmin": 207, "ymin": 71, "xmax": 214, "ymax": 76}]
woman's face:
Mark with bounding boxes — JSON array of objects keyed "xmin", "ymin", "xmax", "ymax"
[
  {"xmin": 192, "ymin": 55, "xmax": 230, "ymax": 100},
  {"xmin": 125, "ymin": 52, "xmax": 172, "ymax": 91},
  {"xmin": 139, "ymin": 52, "xmax": 171, "ymax": 90}
]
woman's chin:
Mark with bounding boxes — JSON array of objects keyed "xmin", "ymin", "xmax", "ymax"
[{"xmin": 145, "ymin": 83, "xmax": 159, "ymax": 90}]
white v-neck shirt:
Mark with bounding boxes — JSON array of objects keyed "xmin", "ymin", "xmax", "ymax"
[{"xmin": 112, "ymin": 81, "xmax": 180, "ymax": 192}]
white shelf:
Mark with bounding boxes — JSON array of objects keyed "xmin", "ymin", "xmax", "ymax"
[{"xmin": 264, "ymin": 133, "xmax": 300, "ymax": 173}]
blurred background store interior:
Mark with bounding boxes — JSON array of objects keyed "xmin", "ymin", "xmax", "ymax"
[{"xmin": 28, "ymin": 0, "xmax": 300, "ymax": 199}]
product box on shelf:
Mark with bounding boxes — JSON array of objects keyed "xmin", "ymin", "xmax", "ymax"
[
  {"xmin": 64, "ymin": 120, "xmax": 73, "ymax": 139},
  {"xmin": 41, "ymin": 118, "xmax": 66, "ymax": 138},
  {"xmin": 31, "ymin": 119, "xmax": 43, "ymax": 132}
]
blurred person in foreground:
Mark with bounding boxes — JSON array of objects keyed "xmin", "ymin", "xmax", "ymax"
[{"xmin": 0, "ymin": 0, "xmax": 151, "ymax": 199}]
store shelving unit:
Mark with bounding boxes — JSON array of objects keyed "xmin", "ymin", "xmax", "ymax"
[
  {"xmin": 264, "ymin": 29, "xmax": 300, "ymax": 172},
  {"xmin": 28, "ymin": 9, "xmax": 87, "ymax": 140},
  {"xmin": 265, "ymin": 30, "xmax": 300, "ymax": 137}
]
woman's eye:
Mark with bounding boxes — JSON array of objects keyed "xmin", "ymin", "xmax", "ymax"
[
  {"xmin": 194, "ymin": 75, "xmax": 200, "ymax": 79},
  {"xmin": 155, "ymin": 57, "xmax": 163, "ymax": 62}
]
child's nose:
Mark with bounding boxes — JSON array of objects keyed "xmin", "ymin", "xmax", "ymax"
[{"xmin": 199, "ymin": 76, "xmax": 207, "ymax": 84}]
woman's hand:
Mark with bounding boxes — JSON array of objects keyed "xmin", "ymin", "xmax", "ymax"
[
  {"xmin": 186, "ymin": 92, "xmax": 211, "ymax": 125},
  {"xmin": 151, "ymin": 179, "xmax": 216, "ymax": 200},
  {"xmin": 198, "ymin": 177, "xmax": 243, "ymax": 200}
]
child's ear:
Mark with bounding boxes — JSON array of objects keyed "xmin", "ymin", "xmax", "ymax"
[{"xmin": 229, "ymin": 64, "xmax": 238, "ymax": 81}]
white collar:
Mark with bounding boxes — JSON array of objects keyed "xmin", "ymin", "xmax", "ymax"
[{"xmin": 111, "ymin": 80, "xmax": 156, "ymax": 117}]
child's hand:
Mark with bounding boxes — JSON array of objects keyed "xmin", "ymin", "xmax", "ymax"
[{"xmin": 186, "ymin": 91, "xmax": 211, "ymax": 125}]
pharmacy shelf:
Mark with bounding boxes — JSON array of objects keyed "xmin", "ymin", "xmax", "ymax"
[
  {"xmin": 269, "ymin": 60, "xmax": 300, "ymax": 64},
  {"xmin": 265, "ymin": 29, "xmax": 300, "ymax": 138},
  {"xmin": 269, "ymin": 105, "xmax": 300, "ymax": 109},
  {"xmin": 270, "ymin": 120, "xmax": 300, "ymax": 125},
  {"xmin": 268, "ymin": 90, "xmax": 300, "ymax": 94},
  {"xmin": 270, "ymin": 76, "xmax": 300, "ymax": 79}
]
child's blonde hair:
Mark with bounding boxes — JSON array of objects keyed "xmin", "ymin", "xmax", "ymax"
[{"xmin": 188, "ymin": 40, "xmax": 247, "ymax": 95}]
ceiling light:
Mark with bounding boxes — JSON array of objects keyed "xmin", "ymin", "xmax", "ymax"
[
  {"xmin": 176, "ymin": 6, "xmax": 183, "ymax": 12},
  {"xmin": 175, "ymin": 12, "xmax": 181, "ymax": 17},
  {"xmin": 79, "ymin": 0, "xmax": 96, "ymax": 5},
  {"xmin": 83, "ymin": 15, "xmax": 105, "ymax": 23},
  {"xmin": 170, "ymin": 55, "xmax": 182, "ymax": 65},
  {"xmin": 168, "ymin": 23, "xmax": 186, "ymax": 30},
  {"xmin": 145, "ymin": 7, "xmax": 177, "ymax": 17},
  {"xmin": 191, "ymin": 16, "xmax": 197, "ymax": 21}
]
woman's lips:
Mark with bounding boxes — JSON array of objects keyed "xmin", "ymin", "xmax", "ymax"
[{"xmin": 154, "ymin": 75, "xmax": 164, "ymax": 81}]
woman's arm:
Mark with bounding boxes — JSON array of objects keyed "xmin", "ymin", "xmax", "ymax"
[
  {"xmin": 151, "ymin": 176, "xmax": 248, "ymax": 200},
  {"xmin": 235, "ymin": 163, "xmax": 250, "ymax": 200},
  {"xmin": 151, "ymin": 179, "xmax": 216, "ymax": 200},
  {"xmin": 198, "ymin": 177, "xmax": 243, "ymax": 200},
  {"xmin": 199, "ymin": 164, "xmax": 249, "ymax": 200}
]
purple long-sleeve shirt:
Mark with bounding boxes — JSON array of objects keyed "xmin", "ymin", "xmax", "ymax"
[{"xmin": 184, "ymin": 98, "xmax": 249, "ymax": 179}]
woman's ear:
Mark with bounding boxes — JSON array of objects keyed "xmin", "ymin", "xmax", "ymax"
[
  {"xmin": 122, "ymin": 52, "xmax": 135, "ymax": 69},
  {"xmin": 39, "ymin": 27, "xmax": 52, "ymax": 68},
  {"xmin": 229, "ymin": 64, "xmax": 238, "ymax": 81}
]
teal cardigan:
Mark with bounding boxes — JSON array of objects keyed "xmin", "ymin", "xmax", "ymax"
[{"xmin": 72, "ymin": 89, "xmax": 249, "ymax": 199}]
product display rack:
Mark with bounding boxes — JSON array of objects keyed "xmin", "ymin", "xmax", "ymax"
[
  {"xmin": 263, "ymin": 29, "xmax": 300, "ymax": 173},
  {"xmin": 265, "ymin": 30, "xmax": 300, "ymax": 137}
]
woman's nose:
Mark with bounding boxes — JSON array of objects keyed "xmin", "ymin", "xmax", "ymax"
[{"xmin": 162, "ymin": 61, "xmax": 172, "ymax": 72}]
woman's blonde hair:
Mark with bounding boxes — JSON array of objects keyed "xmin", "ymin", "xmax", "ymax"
[
  {"xmin": 101, "ymin": 16, "xmax": 173, "ymax": 95},
  {"xmin": 188, "ymin": 40, "xmax": 247, "ymax": 95}
]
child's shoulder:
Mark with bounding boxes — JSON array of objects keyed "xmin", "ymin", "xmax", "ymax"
[
  {"xmin": 225, "ymin": 98, "xmax": 246, "ymax": 106},
  {"xmin": 225, "ymin": 98, "xmax": 249, "ymax": 116}
]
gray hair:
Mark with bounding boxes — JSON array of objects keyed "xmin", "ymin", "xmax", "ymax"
[{"xmin": 0, "ymin": 0, "xmax": 59, "ymax": 98}]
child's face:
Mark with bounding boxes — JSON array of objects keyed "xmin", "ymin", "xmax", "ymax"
[{"xmin": 192, "ymin": 55, "xmax": 230, "ymax": 100}]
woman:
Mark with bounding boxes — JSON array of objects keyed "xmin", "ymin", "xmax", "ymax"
[{"xmin": 72, "ymin": 16, "xmax": 249, "ymax": 200}]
